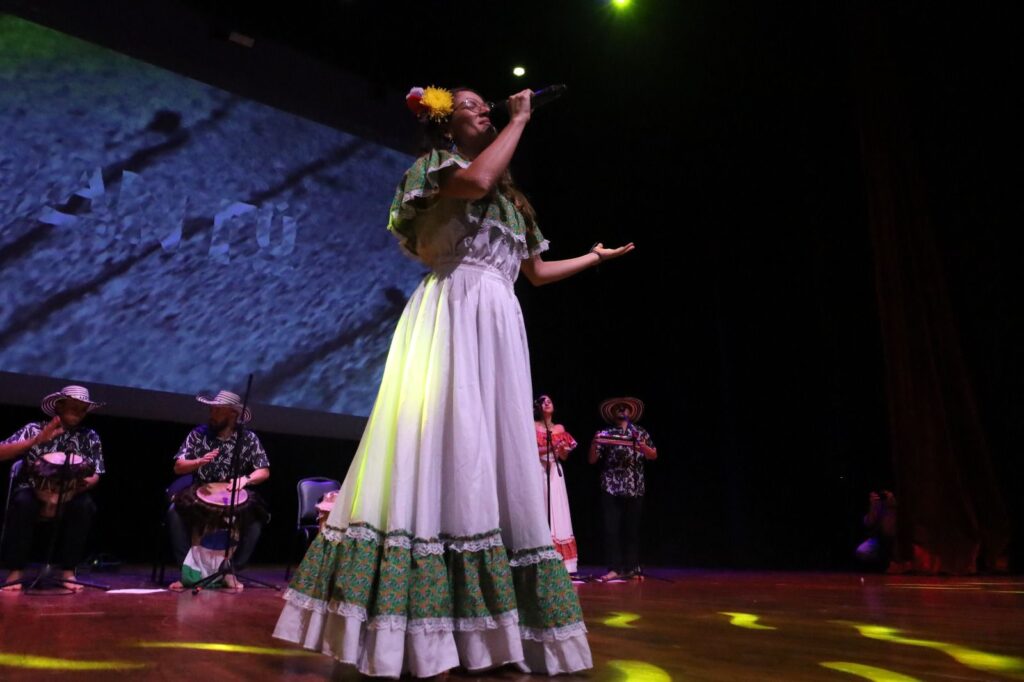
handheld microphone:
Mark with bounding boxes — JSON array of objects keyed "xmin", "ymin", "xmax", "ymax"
[{"xmin": 491, "ymin": 84, "xmax": 567, "ymax": 114}]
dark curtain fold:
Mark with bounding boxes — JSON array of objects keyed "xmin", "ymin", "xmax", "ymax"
[{"xmin": 849, "ymin": 2, "xmax": 1009, "ymax": 574}]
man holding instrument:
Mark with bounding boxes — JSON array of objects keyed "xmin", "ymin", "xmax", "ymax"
[
  {"xmin": 588, "ymin": 396, "xmax": 657, "ymax": 582},
  {"xmin": 0, "ymin": 385, "xmax": 105, "ymax": 592},
  {"xmin": 166, "ymin": 390, "xmax": 270, "ymax": 591}
]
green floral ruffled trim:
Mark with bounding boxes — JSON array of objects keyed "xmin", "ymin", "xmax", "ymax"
[
  {"xmin": 387, "ymin": 149, "xmax": 547, "ymax": 259},
  {"xmin": 286, "ymin": 523, "xmax": 583, "ymax": 634}
]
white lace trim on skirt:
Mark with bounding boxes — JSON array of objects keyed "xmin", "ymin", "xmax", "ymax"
[
  {"xmin": 320, "ymin": 525, "xmax": 506, "ymax": 556},
  {"xmin": 295, "ymin": 595, "xmax": 521, "ymax": 634},
  {"xmin": 520, "ymin": 620, "xmax": 589, "ymax": 642},
  {"xmin": 509, "ymin": 548, "xmax": 562, "ymax": 567}
]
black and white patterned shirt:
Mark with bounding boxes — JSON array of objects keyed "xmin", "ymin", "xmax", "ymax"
[
  {"xmin": 174, "ymin": 425, "xmax": 270, "ymax": 483},
  {"xmin": 593, "ymin": 425, "xmax": 655, "ymax": 497},
  {"xmin": 2, "ymin": 422, "xmax": 105, "ymax": 491}
]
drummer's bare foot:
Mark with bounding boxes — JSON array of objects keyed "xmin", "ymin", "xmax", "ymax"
[
  {"xmin": 169, "ymin": 581, "xmax": 185, "ymax": 592},
  {"xmin": 598, "ymin": 570, "xmax": 622, "ymax": 582},
  {"xmin": 61, "ymin": 570, "xmax": 84, "ymax": 592},
  {"xmin": 1, "ymin": 571, "xmax": 25, "ymax": 591},
  {"xmin": 224, "ymin": 574, "xmax": 244, "ymax": 592}
]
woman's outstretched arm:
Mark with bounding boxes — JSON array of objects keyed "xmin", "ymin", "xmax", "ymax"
[{"xmin": 520, "ymin": 242, "xmax": 635, "ymax": 286}]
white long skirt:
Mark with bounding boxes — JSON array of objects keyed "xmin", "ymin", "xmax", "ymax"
[
  {"xmin": 274, "ymin": 262, "xmax": 591, "ymax": 677},
  {"xmin": 540, "ymin": 456, "xmax": 579, "ymax": 573}
]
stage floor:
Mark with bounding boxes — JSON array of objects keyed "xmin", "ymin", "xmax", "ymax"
[{"xmin": 1, "ymin": 567, "xmax": 1022, "ymax": 681}]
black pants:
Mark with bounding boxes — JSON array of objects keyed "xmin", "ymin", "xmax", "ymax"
[
  {"xmin": 1, "ymin": 487, "xmax": 96, "ymax": 570},
  {"xmin": 602, "ymin": 492, "xmax": 643, "ymax": 574},
  {"xmin": 166, "ymin": 505, "xmax": 263, "ymax": 572}
]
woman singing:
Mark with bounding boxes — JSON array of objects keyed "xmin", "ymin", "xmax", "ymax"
[{"xmin": 275, "ymin": 85, "xmax": 633, "ymax": 677}]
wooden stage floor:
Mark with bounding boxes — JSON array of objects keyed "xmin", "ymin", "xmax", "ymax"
[{"xmin": 1, "ymin": 567, "xmax": 1022, "ymax": 681}]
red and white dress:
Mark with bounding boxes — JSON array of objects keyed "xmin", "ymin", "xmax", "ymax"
[{"xmin": 536, "ymin": 429, "xmax": 579, "ymax": 573}]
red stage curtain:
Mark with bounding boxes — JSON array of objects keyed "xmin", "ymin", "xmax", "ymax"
[{"xmin": 850, "ymin": 2, "xmax": 1009, "ymax": 574}]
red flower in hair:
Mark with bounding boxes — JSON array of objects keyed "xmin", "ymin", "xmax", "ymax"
[{"xmin": 405, "ymin": 87, "xmax": 426, "ymax": 116}]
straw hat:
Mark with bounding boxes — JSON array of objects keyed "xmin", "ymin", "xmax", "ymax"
[
  {"xmin": 40, "ymin": 385, "xmax": 104, "ymax": 417},
  {"xmin": 599, "ymin": 396, "xmax": 644, "ymax": 424},
  {"xmin": 196, "ymin": 390, "xmax": 252, "ymax": 424}
]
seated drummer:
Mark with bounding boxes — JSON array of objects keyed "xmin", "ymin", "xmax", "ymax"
[
  {"xmin": 166, "ymin": 390, "xmax": 269, "ymax": 590},
  {"xmin": 0, "ymin": 385, "xmax": 105, "ymax": 592}
]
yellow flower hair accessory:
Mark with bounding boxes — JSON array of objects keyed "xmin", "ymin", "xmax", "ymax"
[{"xmin": 406, "ymin": 85, "xmax": 454, "ymax": 122}]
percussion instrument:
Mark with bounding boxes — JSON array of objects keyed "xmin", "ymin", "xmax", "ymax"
[
  {"xmin": 195, "ymin": 482, "xmax": 250, "ymax": 511},
  {"xmin": 28, "ymin": 451, "xmax": 95, "ymax": 518},
  {"xmin": 173, "ymin": 482, "xmax": 258, "ymax": 543},
  {"xmin": 593, "ymin": 434, "xmax": 642, "ymax": 448}
]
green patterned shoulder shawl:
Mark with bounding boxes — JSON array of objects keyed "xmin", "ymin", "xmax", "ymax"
[{"xmin": 387, "ymin": 149, "xmax": 548, "ymax": 260}]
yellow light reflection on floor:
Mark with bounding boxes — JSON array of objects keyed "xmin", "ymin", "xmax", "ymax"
[
  {"xmin": 0, "ymin": 652, "xmax": 146, "ymax": 671},
  {"xmin": 603, "ymin": 611, "xmax": 642, "ymax": 628},
  {"xmin": 963, "ymin": 582, "xmax": 1024, "ymax": 586},
  {"xmin": 888, "ymin": 581, "xmax": 983, "ymax": 585},
  {"xmin": 608, "ymin": 659, "xmax": 671, "ymax": 682},
  {"xmin": 719, "ymin": 612, "xmax": 776, "ymax": 630},
  {"xmin": 821, "ymin": 661, "xmax": 921, "ymax": 681},
  {"xmin": 840, "ymin": 622, "xmax": 1024, "ymax": 677},
  {"xmin": 134, "ymin": 642, "xmax": 317, "ymax": 656}
]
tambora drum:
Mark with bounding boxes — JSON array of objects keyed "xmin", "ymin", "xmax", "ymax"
[{"xmin": 28, "ymin": 451, "xmax": 95, "ymax": 518}]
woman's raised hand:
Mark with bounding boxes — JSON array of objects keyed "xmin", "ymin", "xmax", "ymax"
[{"xmin": 507, "ymin": 89, "xmax": 533, "ymax": 124}]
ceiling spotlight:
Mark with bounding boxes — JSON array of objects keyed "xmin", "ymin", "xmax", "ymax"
[
  {"xmin": 611, "ymin": 0, "xmax": 632, "ymax": 9},
  {"xmin": 512, "ymin": 66, "xmax": 526, "ymax": 77}
]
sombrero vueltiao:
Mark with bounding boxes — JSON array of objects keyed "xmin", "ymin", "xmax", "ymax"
[
  {"xmin": 196, "ymin": 390, "xmax": 252, "ymax": 424},
  {"xmin": 40, "ymin": 385, "xmax": 104, "ymax": 417},
  {"xmin": 599, "ymin": 396, "xmax": 645, "ymax": 424}
]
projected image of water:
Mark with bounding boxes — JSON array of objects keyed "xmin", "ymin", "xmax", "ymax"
[{"xmin": 0, "ymin": 16, "xmax": 423, "ymax": 417}]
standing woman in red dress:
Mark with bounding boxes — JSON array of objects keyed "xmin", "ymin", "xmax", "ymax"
[{"xmin": 534, "ymin": 395, "xmax": 579, "ymax": 574}]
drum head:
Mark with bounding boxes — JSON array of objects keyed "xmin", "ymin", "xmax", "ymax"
[
  {"xmin": 195, "ymin": 482, "xmax": 248, "ymax": 508},
  {"xmin": 40, "ymin": 451, "xmax": 85, "ymax": 466}
]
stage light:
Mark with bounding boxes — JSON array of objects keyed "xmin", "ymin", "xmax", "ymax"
[
  {"xmin": 602, "ymin": 611, "xmax": 641, "ymax": 628},
  {"xmin": 820, "ymin": 661, "xmax": 921, "ymax": 681},
  {"xmin": 608, "ymin": 660, "xmax": 671, "ymax": 682},
  {"xmin": 134, "ymin": 642, "xmax": 317, "ymax": 656},
  {"xmin": 719, "ymin": 612, "xmax": 776, "ymax": 630},
  {"xmin": 513, "ymin": 66, "xmax": 526, "ymax": 77},
  {"xmin": 611, "ymin": 0, "xmax": 632, "ymax": 9},
  {"xmin": 840, "ymin": 622, "xmax": 1024, "ymax": 676},
  {"xmin": 0, "ymin": 652, "xmax": 146, "ymax": 671}
]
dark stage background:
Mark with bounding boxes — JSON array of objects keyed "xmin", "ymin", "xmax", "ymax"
[{"xmin": 1, "ymin": 0, "xmax": 1020, "ymax": 572}]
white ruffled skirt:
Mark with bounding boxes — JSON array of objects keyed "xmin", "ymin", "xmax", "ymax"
[{"xmin": 273, "ymin": 262, "xmax": 592, "ymax": 677}]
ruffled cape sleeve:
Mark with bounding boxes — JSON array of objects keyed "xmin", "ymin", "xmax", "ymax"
[{"xmin": 387, "ymin": 148, "xmax": 469, "ymax": 257}]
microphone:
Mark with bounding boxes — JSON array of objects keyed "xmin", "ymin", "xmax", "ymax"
[{"xmin": 492, "ymin": 85, "xmax": 567, "ymax": 114}]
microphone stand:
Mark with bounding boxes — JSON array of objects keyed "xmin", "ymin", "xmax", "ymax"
[
  {"xmin": 544, "ymin": 424, "xmax": 552, "ymax": 529},
  {"xmin": 190, "ymin": 375, "xmax": 278, "ymax": 594},
  {"xmin": 542, "ymin": 422, "xmax": 565, "ymax": 528},
  {"xmin": 624, "ymin": 421, "xmax": 671, "ymax": 584},
  {"xmin": 1, "ymin": 446, "xmax": 108, "ymax": 592}
]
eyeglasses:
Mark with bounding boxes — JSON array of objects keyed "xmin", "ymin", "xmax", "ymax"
[{"xmin": 454, "ymin": 99, "xmax": 493, "ymax": 114}]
